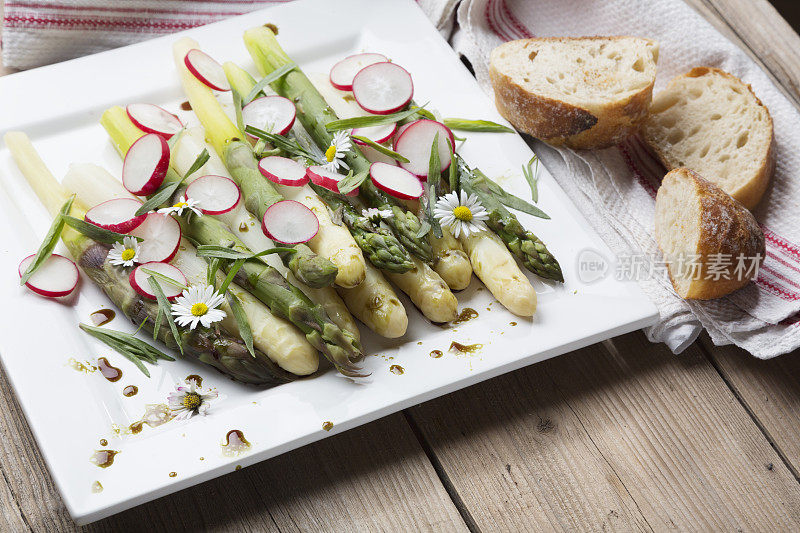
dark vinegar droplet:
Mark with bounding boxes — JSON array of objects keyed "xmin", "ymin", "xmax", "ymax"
[
  {"xmin": 169, "ymin": 471, "xmax": 177, "ymax": 477},
  {"xmin": 89, "ymin": 308, "xmax": 115, "ymax": 326},
  {"xmin": 91, "ymin": 450, "xmax": 119, "ymax": 468},
  {"xmin": 222, "ymin": 430, "xmax": 251, "ymax": 456},
  {"xmin": 429, "ymin": 350, "xmax": 443, "ymax": 359},
  {"xmin": 452, "ymin": 307, "xmax": 479, "ymax": 325},
  {"xmin": 122, "ymin": 385, "xmax": 138, "ymax": 397},
  {"xmin": 99, "ymin": 439, "xmax": 108, "ymax": 446},
  {"xmin": 97, "ymin": 357, "xmax": 122, "ymax": 382},
  {"xmin": 322, "ymin": 421, "xmax": 333, "ymax": 431},
  {"xmin": 389, "ymin": 365, "xmax": 404, "ymax": 375},
  {"xmin": 238, "ymin": 222, "xmax": 249, "ymax": 232},
  {"xmin": 180, "ymin": 101, "xmax": 192, "ymax": 111}
]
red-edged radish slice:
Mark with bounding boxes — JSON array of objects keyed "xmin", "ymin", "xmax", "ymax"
[
  {"xmin": 184, "ymin": 49, "xmax": 230, "ymax": 91},
  {"xmin": 305, "ymin": 165, "xmax": 359, "ymax": 196},
  {"xmin": 242, "ymin": 96, "xmax": 296, "ymax": 136},
  {"xmin": 351, "ymin": 122, "xmax": 397, "ymax": 146},
  {"xmin": 359, "ymin": 144, "xmax": 397, "ymax": 165},
  {"xmin": 329, "ymin": 53, "xmax": 388, "ymax": 91},
  {"xmin": 129, "ymin": 262, "xmax": 187, "ymax": 301},
  {"xmin": 18, "ymin": 254, "xmax": 79, "ymax": 298},
  {"xmin": 126, "ymin": 103, "xmax": 183, "ymax": 139},
  {"xmin": 122, "ymin": 133, "xmax": 169, "ymax": 195},
  {"xmin": 130, "ymin": 213, "xmax": 182, "ymax": 263},
  {"xmin": 352, "ymin": 62, "xmax": 413, "ymax": 115},
  {"xmin": 85, "ymin": 198, "xmax": 147, "ymax": 233},
  {"xmin": 261, "ymin": 200, "xmax": 319, "ymax": 244},
  {"xmin": 185, "ymin": 175, "xmax": 241, "ymax": 215},
  {"xmin": 370, "ymin": 162, "xmax": 424, "ymax": 200},
  {"xmin": 258, "ymin": 156, "xmax": 309, "ymax": 186},
  {"xmin": 393, "ymin": 119, "xmax": 454, "ymax": 177}
]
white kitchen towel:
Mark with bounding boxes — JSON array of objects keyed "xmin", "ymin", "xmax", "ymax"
[{"xmin": 4, "ymin": 0, "xmax": 800, "ymax": 358}]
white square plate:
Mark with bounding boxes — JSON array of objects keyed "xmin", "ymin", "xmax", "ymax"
[{"xmin": 0, "ymin": 0, "xmax": 658, "ymax": 524}]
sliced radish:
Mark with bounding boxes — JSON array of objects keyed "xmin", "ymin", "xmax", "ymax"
[
  {"xmin": 184, "ymin": 49, "xmax": 230, "ymax": 91},
  {"xmin": 370, "ymin": 163, "xmax": 424, "ymax": 200},
  {"xmin": 18, "ymin": 254, "xmax": 78, "ymax": 298},
  {"xmin": 126, "ymin": 104, "xmax": 183, "ymax": 139},
  {"xmin": 122, "ymin": 133, "xmax": 169, "ymax": 196},
  {"xmin": 129, "ymin": 262, "xmax": 187, "ymax": 301},
  {"xmin": 359, "ymin": 144, "xmax": 397, "ymax": 165},
  {"xmin": 351, "ymin": 122, "xmax": 397, "ymax": 145},
  {"xmin": 352, "ymin": 62, "xmax": 413, "ymax": 115},
  {"xmin": 242, "ymin": 96, "xmax": 296, "ymax": 136},
  {"xmin": 258, "ymin": 156, "xmax": 309, "ymax": 186},
  {"xmin": 84, "ymin": 198, "xmax": 147, "ymax": 233},
  {"xmin": 261, "ymin": 200, "xmax": 319, "ymax": 244},
  {"xmin": 306, "ymin": 165, "xmax": 358, "ymax": 196},
  {"xmin": 129, "ymin": 213, "xmax": 182, "ymax": 263},
  {"xmin": 393, "ymin": 119, "xmax": 454, "ymax": 177},
  {"xmin": 185, "ymin": 175, "xmax": 240, "ymax": 215},
  {"xmin": 329, "ymin": 53, "xmax": 388, "ymax": 91}
]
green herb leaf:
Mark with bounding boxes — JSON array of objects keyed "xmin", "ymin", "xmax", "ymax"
[
  {"xmin": 409, "ymin": 105, "xmax": 436, "ymax": 121},
  {"xmin": 521, "ymin": 155, "xmax": 539, "ymax": 203},
  {"xmin": 79, "ymin": 323, "xmax": 175, "ymax": 377},
  {"xmin": 62, "ymin": 215, "xmax": 139, "ymax": 245},
  {"xmin": 183, "ymin": 148, "xmax": 210, "ymax": 179},
  {"xmin": 475, "ymin": 169, "xmax": 550, "ymax": 220},
  {"xmin": 147, "ymin": 276, "xmax": 183, "ymax": 355},
  {"xmin": 244, "ymin": 126, "xmax": 319, "ymax": 162},
  {"xmin": 337, "ymin": 169, "xmax": 369, "ymax": 195},
  {"xmin": 166, "ymin": 128, "xmax": 185, "ymax": 150},
  {"xmin": 245, "ymin": 61, "xmax": 297, "ymax": 104},
  {"xmin": 135, "ymin": 174, "xmax": 183, "ymax": 216},
  {"xmin": 233, "ymin": 89, "xmax": 247, "ymax": 140},
  {"xmin": 325, "ymin": 104, "xmax": 429, "ymax": 132},
  {"xmin": 426, "ymin": 132, "xmax": 443, "ymax": 238},
  {"xmin": 350, "ymin": 135, "xmax": 409, "ymax": 163},
  {"xmin": 226, "ymin": 292, "xmax": 255, "ymax": 358},
  {"xmin": 447, "ymin": 138, "xmax": 458, "ymax": 193},
  {"xmin": 20, "ymin": 196, "xmax": 74, "ymax": 285},
  {"xmin": 195, "ymin": 245, "xmax": 295, "ymax": 261},
  {"xmin": 207, "ymin": 257, "xmax": 221, "ymax": 288},
  {"xmin": 141, "ymin": 268, "xmax": 189, "ymax": 291},
  {"xmin": 442, "ymin": 118, "xmax": 514, "ymax": 133},
  {"xmin": 218, "ymin": 258, "xmax": 246, "ymax": 295}
]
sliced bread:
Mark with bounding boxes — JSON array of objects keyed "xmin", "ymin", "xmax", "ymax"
[
  {"xmin": 489, "ymin": 36, "xmax": 659, "ymax": 149},
  {"xmin": 643, "ymin": 67, "xmax": 774, "ymax": 209},
  {"xmin": 655, "ymin": 167, "xmax": 764, "ymax": 300}
]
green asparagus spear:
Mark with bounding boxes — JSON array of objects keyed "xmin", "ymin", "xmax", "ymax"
[
  {"xmin": 455, "ymin": 155, "xmax": 563, "ymax": 282},
  {"xmin": 242, "ymin": 27, "xmax": 433, "ymax": 263},
  {"xmin": 5, "ymin": 132, "xmax": 296, "ymax": 386},
  {"xmin": 312, "ymin": 185, "xmax": 414, "ymax": 273}
]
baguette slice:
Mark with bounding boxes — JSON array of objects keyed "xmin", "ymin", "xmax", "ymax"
[
  {"xmin": 643, "ymin": 67, "xmax": 774, "ymax": 209},
  {"xmin": 489, "ymin": 36, "xmax": 658, "ymax": 149},
  {"xmin": 655, "ymin": 168, "xmax": 765, "ymax": 300}
]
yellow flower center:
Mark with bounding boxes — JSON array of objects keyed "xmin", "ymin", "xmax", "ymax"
[
  {"xmin": 173, "ymin": 201, "xmax": 188, "ymax": 209},
  {"xmin": 121, "ymin": 248, "xmax": 136, "ymax": 261},
  {"xmin": 190, "ymin": 302, "xmax": 209, "ymax": 316},
  {"xmin": 325, "ymin": 145, "xmax": 337, "ymax": 162},
  {"xmin": 453, "ymin": 205, "xmax": 473, "ymax": 222},
  {"xmin": 182, "ymin": 393, "xmax": 201, "ymax": 410}
]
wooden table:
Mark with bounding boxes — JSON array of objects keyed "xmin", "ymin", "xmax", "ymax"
[{"xmin": 3, "ymin": 1, "xmax": 800, "ymax": 530}]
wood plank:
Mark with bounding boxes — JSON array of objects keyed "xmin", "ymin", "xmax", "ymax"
[
  {"xmin": 700, "ymin": 335, "xmax": 800, "ymax": 478},
  {"xmin": 0, "ymin": 367, "xmax": 466, "ymax": 532},
  {"xmin": 408, "ymin": 332, "xmax": 800, "ymax": 531}
]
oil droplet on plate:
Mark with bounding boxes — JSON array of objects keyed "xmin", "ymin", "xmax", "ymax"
[
  {"xmin": 238, "ymin": 221, "xmax": 249, "ymax": 232},
  {"xmin": 68, "ymin": 358, "xmax": 96, "ymax": 373},
  {"xmin": 169, "ymin": 472, "xmax": 177, "ymax": 478},
  {"xmin": 222, "ymin": 430, "xmax": 251, "ymax": 456},
  {"xmin": 91, "ymin": 450, "xmax": 119, "ymax": 468},
  {"xmin": 509, "ymin": 321, "xmax": 517, "ymax": 326},
  {"xmin": 185, "ymin": 374, "xmax": 203, "ymax": 387},
  {"xmin": 122, "ymin": 385, "xmax": 138, "ymax": 397},
  {"xmin": 127, "ymin": 404, "xmax": 175, "ymax": 435},
  {"xmin": 97, "ymin": 357, "xmax": 122, "ymax": 382},
  {"xmin": 235, "ymin": 465, "xmax": 242, "ymax": 471},
  {"xmin": 452, "ymin": 308, "xmax": 479, "ymax": 325},
  {"xmin": 99, "ymin": 439, "xmax": 107, "ymax": 446},
  {"xmin": 322, "ymin": 421, "xmax": 333, "ymax": 431},
  {"xmin": 91, "ymin": 481, "xmax": 103, "ymax": 493},
  {"xmin": 89, "ymin": 308, "xmax": 115, "ymax": 326},
  {"xmin": 429, "ymin": 350, "xmax": 443, "ymax": 359},
  {"xmin": 389, "ymin": 365, "xmax": 404, "ymax": 375},
  {"xmin": 449, "ymin": 341, "xmax": 483, "ymax": 355}
]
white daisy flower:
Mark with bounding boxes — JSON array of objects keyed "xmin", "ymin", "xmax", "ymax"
[
  {"xmin": 107, "ymin": 236, "xmax": 141, "ymax": 267},
  {"xmin": 433, "ymin": 190, "xmax": 489, "ymax": 239},
  {"xmin": 362, "ymin": 207, "xmax": 393, "ymax": 224},
  {"xmin": 167, "ymin": 378, "xmax": 218, "ymax": 420},
  {"xmin": 170, "ymin": 284, "xmax": 226, "ymax": 330},
  {"xmin": 323, "ymin": 130, "xmax": 352, "ymax": 172},
  {"xmin": 158, "ymin": 195, "xmax": 202, "ymax": 217}
]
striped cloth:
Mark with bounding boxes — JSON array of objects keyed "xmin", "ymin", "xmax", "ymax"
[{"xmin": 4, "ymin": 0, "xmax": 800, "ymax": 358}]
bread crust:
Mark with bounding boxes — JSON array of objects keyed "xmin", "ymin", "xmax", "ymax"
[
  {"xmin": 657, "ymin": 168, "xmax": 765, "ymax": 300},
  {"xmin": 644, "ymin": 67, "xmax": 775, "ymax": 210},
  {"xmin": 489, "ymin": 36, "xmax": 657, "ymax": 150}
]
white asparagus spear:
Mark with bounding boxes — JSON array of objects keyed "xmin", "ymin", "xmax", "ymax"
[
  {"xmin": 171, "ymin": 127, "xmax": 361, "ymax": 340},
  {"xmin": 337, "ymin": 262, "xmax": 408, "ymax": 338},
  {"xmin": 461, "ymin": 230, "xmax": 537, "ymax": 317},
  {"xmin": 63, "ymin": 163, "xmax": 320, "ymax": 375}
]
